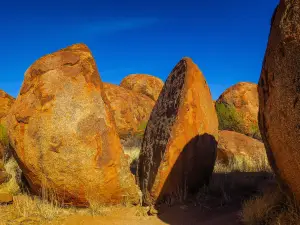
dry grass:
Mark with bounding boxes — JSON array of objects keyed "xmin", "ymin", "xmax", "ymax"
[
  {"xmin": 123, "ymin": 146, "xmax": 140, "ymax": 175},
  {"xmin": 242, "ymin": 185, "xmax": 300, "ymax": 225},
  {"xmin": 214, "ymin": 153, "xmax": 271, "ymax": 174},
  {"xmin": 1, "ymin": 145, "xmax": 296, "ymax": 225},
  {"xmin": 0, "ymin": 158, "xmax": 22, "ymax": 195},
  {"xmin": 0, "ymin": 156, "xmax": 145, "ymax": 225},
  {"xmin": 195, "ymin": 154, "xmax": 274, "ymax": 210},
  {"xmin": 124, "ymin": 147, "xmax": 140, "ymax": 165}
]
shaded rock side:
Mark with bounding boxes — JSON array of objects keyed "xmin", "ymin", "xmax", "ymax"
[
  {"xmin": 103, "ymin": 83, "xmax": 155, "ymax": 140},
  {"xmin": 136, "ymin": 57, "xmax": 218, "ymax": 205},
  {"xmin": 120, "ymin": 74, "xmax": 164, "ymax": 101},
  {"xmin": 5, "ymin": 43, "xmax": 139, "ymax": 206},
  {"xmin": 216, "ymin": 82, "xmax": 261, "ymax": 140},
  {"xmin": 258, "ymin": 0, "xmax": 300, "ymax": 202}
]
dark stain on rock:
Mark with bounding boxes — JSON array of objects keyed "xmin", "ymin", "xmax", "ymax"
[
  {"xmin": 15, "ymin": 115, "xmax": 30, "ymax": 124},
  {"xmin": 40, "ymin": 95, "xmax": 55, "ymax": 106},
  {"xmin": 95, "ymin": 132, "xmax": 113, "ymax": 168},
  {"xmin": 49, "ymin": 136, "xmax": 62, "ymax": 153},
  {"xmin": 77, "ymin": 114, "xmax": 106, "ymax": 137},
  {"xmin": 293, "ymin": 96, "xmax": 299, "ymax": 108},
  {"xmin": 137, "ymin": 58, "xmax": 186, "ymax": 205}
]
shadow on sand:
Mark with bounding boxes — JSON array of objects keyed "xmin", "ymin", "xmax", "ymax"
[{"xmin": 134, "ymin": 133, "xmax": 275, "ymax": 225}]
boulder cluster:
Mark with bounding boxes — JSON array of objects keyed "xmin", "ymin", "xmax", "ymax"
[
  {"xmin": 0, "ymin": 44, "xmax": 218, "ymax": 206},
  {"xmin": 1, "ymin": 0, "xmax": 300, "ymax": 207}
]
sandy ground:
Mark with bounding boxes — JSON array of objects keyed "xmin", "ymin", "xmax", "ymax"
[{"xmin": 56, "ymin": 204, "xmax": 242, "ymax": 225}]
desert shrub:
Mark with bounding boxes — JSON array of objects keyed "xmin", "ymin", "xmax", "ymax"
[
  {"xmin": 0, "ymin": 123, "xmax": 9, "ymax": 148},
  {"xmin": 215, "ymin": 102, "xmax": 243, "ymax": 132},
  {"xmin": 249, "ymin": 123, "xmax": 262, "ymax": 140},
  {"xmin": 136, "ymin": 120, "xmax": 148, "ymax": 137}
]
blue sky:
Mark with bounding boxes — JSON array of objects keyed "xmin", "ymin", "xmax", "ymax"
[{"xmin": 0, "ymin": 0, "xmax": 278, "ymax": 99}]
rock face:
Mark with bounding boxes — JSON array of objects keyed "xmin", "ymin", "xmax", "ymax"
[
  {"xmin": 120, "ymin": 74, "xmax": 164, "ymax": 101},
  {"xmin": 5, "ymin": 43, "xmax": 139, "ymax": 206},
  {"xmin": 258, "ymin": 1, "xmax": 300, "ymax": 202},
  {"xmin": 0, "ymin": 90, "xmax": 15, "ymax": 122},
  {"xmin": 137, "ymin": 57, "xmax": 218, "ymax": 205},
  {"xmin": 103, "ymin": 83, "xmax": 155, "ymax": 140},
  {"xmin": 217, "ymin": 130, "xmax": 266, "ymax": 165},
  {"xmin": 216, "ymin": 82, "xmax": 261, "ymax": 140}
]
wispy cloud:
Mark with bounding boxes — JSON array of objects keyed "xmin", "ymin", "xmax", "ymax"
[{"xmin": 85, "ymin": 18, "xmax": 159, "ymax": 35}]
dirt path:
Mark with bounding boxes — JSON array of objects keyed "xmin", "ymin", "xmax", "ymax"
[{"xmin": 55, "ymin": 203, "xmax": 242, "ymax": 225}]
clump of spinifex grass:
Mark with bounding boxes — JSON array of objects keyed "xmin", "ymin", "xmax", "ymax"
[
  {"xmin": 242, "ymin": 184, "xmax": 300, "ymax": 225},
  {"xmin": 0, "ymin": 124, "xmax": 9, "ymax": 148},
  {"xmin": 214, "ymin": 154, "xmax": 271, "ymax": 174}
]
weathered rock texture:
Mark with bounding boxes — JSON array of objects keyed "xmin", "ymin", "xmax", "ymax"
[
  {"xmin": 5, "ymin": 43, "xmax": 139, "ymax": 206},
  {"xmin": 0, "ymin": 90, "xmax": 15, "ymax": 122},
  {"xmin": 120, "ymin": 74, "xmax": 164, "ymax": 101},
  {"xmin": 137, "ymin": 57, "xmax": 218, "ymax": 205},
  {"xmin": 217, "ymin": 130, "xmax": 266, "ymax": 165},
  {"xmin": 216, "ymin": 82, "xmax": 261, "ymax": 140},
  {"xmin": 258, "ymin": 0, "xmax": 300, "ymax": 203},
  {"xmin": 103, "ymin": 83, "xmax": 155, "ymax": 140}
]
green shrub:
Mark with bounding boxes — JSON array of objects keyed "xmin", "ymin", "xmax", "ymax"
[
  {"xmin": 215, "ymin": 102, "xmax": 243, "ymax": 132},
  {"xmin": 136, "ymin": 121, "xmax": 148, "ymax": 137},
  {"xmin": 250, "ymin": 123, "xmax": 262, "ymax": 140},
  {"xmin": 0, "ymin": 123, "xmax": 9, "ymax": 147}
]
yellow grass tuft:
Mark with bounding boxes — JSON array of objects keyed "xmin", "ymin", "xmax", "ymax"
[
  {"xmin": 214, "ymin": 153, "xmax": 271, "ymax": 173},
  {"xmin": 0, "ymin": 157, "xmax": 21, "ymax": 195},
  {"xmin": 242, "ymin": 185, "xmax": 300, "ymax": 225}
]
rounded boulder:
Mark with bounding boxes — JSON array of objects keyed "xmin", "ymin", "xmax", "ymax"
[
  {"xmin": 120, "ymin": 74, "xmax": 164, "ymax": 101},
  {"xmin": 6, "ymin": 43, "xmax": 140, "ymax": 206}
]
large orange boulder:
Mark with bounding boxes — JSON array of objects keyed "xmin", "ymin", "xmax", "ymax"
[
  {"xmin": 0, "ymin": 90, "xmax": 15, "ymax": 122},
  {"xmin": 103, "ymin": 83, "xmax": 155, "ymax": 140},
  {"xmin": 258, "ymin": 1, "xmax": 300, "ymax": 202},
  {"xmin": 136, "ymin": 57, "xmax": 218, "ymax": 205},
  {"xmin": 216, "ymin": 82, "xmax": 261, "ymax": 140},
  {"xmin": 120, "ymin": 74, "xmax": 164, "ymax": 101},
  {"xmin": 217, "ymin": 130, "xmax": 266, "ymax": 165},
  {"xmin": 5, "ymin": 43, "xmax": 139, "ymax": 206}
]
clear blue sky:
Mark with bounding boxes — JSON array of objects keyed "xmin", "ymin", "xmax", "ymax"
[{"xmin": 0, "ymin": 0, "xmax": 278, "ymax": 100}]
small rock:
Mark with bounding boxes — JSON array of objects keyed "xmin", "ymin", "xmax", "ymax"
[{"xmin": 0, "ymin": 193, "xmax": 13, "ymax": 204}]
